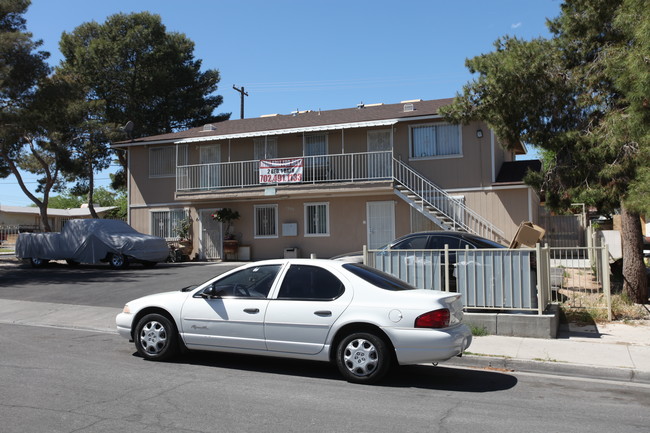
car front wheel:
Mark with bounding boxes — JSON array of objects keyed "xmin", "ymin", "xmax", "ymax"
[
  {"xmin": 134, "ymin": 313, "xmax": 178, "ymax": 361},
  {"xmin": 29, "ymin": 257, "xmax": 49, "ymax": 268},
  {"xmin": 336, "ymin": 332, "xmax": 391, "ymax": 384}
]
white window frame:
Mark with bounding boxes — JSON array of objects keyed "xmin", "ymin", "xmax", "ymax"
[
  {"xmin": 254, "ymin": 204, "xmax": 278, "ymax": 239},
  {"xmin": 408, "ymin": 123, "xmax": 462, "ymax": 160},
  {"xmin": 304, "ymin": 202, "xmax": 330, "ymax": 237}
]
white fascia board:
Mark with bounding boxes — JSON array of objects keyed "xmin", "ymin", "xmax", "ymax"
[{"xmin": 175, "ymin": 119, "xmax": 399, "ymax": 144}]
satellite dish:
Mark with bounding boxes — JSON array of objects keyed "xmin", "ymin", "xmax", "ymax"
[{"xmin": 122, "ymin": 121, "xmax": 134, "ymax": 139}]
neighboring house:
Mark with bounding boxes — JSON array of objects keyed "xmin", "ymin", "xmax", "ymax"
[
  {"xmin": 113, "ymin": 98, "xmax": 541, "ymax": 261},
  {"xmin": 0, "ymin": 204, "xmax": 117, "ymax": 232}
]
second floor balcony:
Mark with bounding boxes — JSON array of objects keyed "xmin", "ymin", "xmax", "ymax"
[{"xmin": 176, "ymin": 151, "xmax": 393, "ymax": 193}]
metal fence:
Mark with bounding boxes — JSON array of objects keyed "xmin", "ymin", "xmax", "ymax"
[
  {"xmin": 0, "ymin": 225, "xmax": 28, "ymax": 251},
  {"xmin": 544, "ymin": 245, "xmax": 611, "ymax": 319},
  {"xmin": 366, "ymin": 243, "xmax": 611, "ymax": 317}
]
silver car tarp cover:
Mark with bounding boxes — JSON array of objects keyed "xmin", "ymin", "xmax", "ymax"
[{"xmin": 16, "ymin": 219, "xmax": 169, "ymax": 263}]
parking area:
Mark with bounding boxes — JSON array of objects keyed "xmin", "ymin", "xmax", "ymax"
[{"xmin": 0, "ymin": 255, "xmax": 240, "ymax": 308}]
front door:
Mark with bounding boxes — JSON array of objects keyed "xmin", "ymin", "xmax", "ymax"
[
  {"xmin": 366, "ymin": 201, "xmax": 395, "ymax": 249},
  {"xmin": 367, "ymin": 129, "xmax": 392, "ymax": 178},
  {"xmin": 199, "ymin": 144, "xmax": 221, "ymax": 189},
  {"xmin": 199, "ymin": 209, "xmax": 222, "ymax": 260}
]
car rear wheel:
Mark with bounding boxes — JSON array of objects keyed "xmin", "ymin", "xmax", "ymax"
[
  {"xmin": 134, "ymin": 313, "xmax": 178, "ymax": 361},
  {"xmin": 109, "ymin": 253, "xmax": 129, "ymax": 269},
  {"xmin": 336, "ymin": 332, "xmax": 391, "ymax": 384}
]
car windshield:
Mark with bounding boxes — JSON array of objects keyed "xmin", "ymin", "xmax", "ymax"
[{"xmin": 343, "ymin": 263, "xmax": 416, "ymax": 291}]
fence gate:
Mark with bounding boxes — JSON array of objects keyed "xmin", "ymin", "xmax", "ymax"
[{"xmin": 539, "ymin": 208, "xmax": 586, "ymax": 247}]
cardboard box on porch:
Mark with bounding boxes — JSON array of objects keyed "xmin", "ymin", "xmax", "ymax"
[{"xmin": 509, "ymin": 221, "xmax": 546, "ymax": 248}]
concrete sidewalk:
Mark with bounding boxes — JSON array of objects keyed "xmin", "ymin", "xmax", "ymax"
[
  {"xmin": 446, "ymin": 321, "xmax": 650, "ymax": 383},
  {"xmin": 1, "ymin": 298, "xmax": 649, "ymax": 384}
]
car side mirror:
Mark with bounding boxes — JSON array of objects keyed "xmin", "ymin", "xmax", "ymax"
[{"xmin": 201, "ymin": 284, "xmax": 222, "ymax": 298}]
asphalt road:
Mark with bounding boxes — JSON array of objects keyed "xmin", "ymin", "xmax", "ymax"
[{"xmin": 2, "ymin": 323, "xmax": 650, "ymax": 433}]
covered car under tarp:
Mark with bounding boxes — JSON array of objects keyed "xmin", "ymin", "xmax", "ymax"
[{"xmin": 16, "ymin": 219, "xmax": 169, "ymax": 268}]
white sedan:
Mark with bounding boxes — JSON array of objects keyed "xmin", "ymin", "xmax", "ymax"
[{"xmin": 116, "ymin": 259, "xmax": 472, "ymax": 384}]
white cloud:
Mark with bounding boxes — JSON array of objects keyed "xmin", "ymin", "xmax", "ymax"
[{"xmin": 511, "ymin": 22, "xmax": 522, "ymax": 29}]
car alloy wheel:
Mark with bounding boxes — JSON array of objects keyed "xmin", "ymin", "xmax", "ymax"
[
  {"xmin": 336, "ymin": 332, "xmax": 390, "ymax": 384},
  {"xmin": 135, "ymin": 313, "xmax": 178, "ymax": 361}
]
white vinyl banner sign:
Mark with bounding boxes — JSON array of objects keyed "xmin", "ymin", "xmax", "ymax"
[{"xmin": 259, "ymin": 158, "xmax": 303, "ymax": 183}]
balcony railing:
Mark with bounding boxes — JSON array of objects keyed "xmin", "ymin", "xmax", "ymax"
[
  {"xmin": 175, "ymin": 150, "xmax": 504, "ymax": 244},
  {"xmin": 176, "ymin": 151, "xmax": 393, "ymax": 192}
]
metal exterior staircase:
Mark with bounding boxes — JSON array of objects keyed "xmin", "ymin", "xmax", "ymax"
[{"xmin": 392, "ymin": 157, "xmax": 506, "ymax": 244}]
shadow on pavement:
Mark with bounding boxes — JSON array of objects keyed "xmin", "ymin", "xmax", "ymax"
[
  {"xmin": 557, "ymin": 323, "xmax": 603, "ymax": 339},
  {"xmin": 133, "ymin": 350, "xmax": 518, "ymax": 392}
]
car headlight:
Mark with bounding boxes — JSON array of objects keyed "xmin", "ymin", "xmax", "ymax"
[{"xmin": 122, "ymin": 304, "xmax": 131, "ymax": 314}]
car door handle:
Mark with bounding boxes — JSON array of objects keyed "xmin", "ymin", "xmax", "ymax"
[
  {"xmin": 314, "ymin": 310, "xmax": 332, "ymax": 317},
  {"xmin": 243, "ymin": 308, "xmax": 260, "ymax": 314}
]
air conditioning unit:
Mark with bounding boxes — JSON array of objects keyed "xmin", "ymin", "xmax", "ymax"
[
  {"xmin": 202, "ymin": 124, "xmax": 217, "ymax": 131},
  {"xmin": 403, "ymin": 104, "xmax": 415, "ymax": 112}
]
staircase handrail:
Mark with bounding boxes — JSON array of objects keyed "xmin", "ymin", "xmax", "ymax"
[{"xmin": 392, "ymin": 157, "xmax": 505, "ymax": 242}]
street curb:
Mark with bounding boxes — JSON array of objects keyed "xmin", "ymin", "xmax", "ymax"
[{"xmin": 445, "ymin": 354, "xmax": 650, "ymax": 385}]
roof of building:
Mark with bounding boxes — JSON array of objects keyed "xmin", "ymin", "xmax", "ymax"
[
  {"xmin": 113, "ymin": 97, "xmax": 527, "ymax": 154},
  {"xmin": 0, "ymin": 205, "xmax": 116, "ymax": 217},
  {"xmin": 114, "ymin": 98, "xmax": 454, "ymax": 146},
  {"xmin": 494, "ymin": 160, "xmax": 542, "ymax": 184}
]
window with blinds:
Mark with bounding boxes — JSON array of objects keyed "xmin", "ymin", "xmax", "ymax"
[
  {"xmin": 409, "ymin": 124, "xmax": 461, "ymax": 158},
  {"xmin": 254, "ymin": 204, "xmax": 278, "ymax": 238},
  {"xmin": 149, "ymin": 145, "xmax": 188, "ymax": 177},
  {"xmin": 254, "ymin": 137, "xmax": 278, "ymax": 160}
]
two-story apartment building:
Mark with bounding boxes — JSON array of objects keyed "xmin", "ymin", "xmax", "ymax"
[{"xmin": 114, "ymin": 98, "xmax": 540, "ymax": 261}]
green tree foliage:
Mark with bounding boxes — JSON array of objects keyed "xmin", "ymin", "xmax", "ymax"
[
  {"xmin": 48, "ymin": 186, "xmax": 127, "ymax": 220},
  {"xmin": 57, "ymin": 12, "xmax": 230, "ymax": 189},
  {"xmin": 441, "ymin": 0, "xmax": 648, "ymax": 303},
  {"xmin": 47, "ymin": 190, "xmax": 84, "ymax": 209},
  {"xmin": 0, "ymin": 0, "xmax": 64, "ymax": 231},
  {"xmin": 0, "ymin": 0, "xmax": 49, "ymax": 130}
]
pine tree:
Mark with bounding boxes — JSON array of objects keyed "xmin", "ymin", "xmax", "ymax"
[{"xmin": 441, "ymin": 0, "xmax": 648, "ymax": 303}]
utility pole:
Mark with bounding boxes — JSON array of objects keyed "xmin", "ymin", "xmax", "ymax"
[{"xmin": 233, "ymin": 85, "xmax": 249, "ymax": 119}]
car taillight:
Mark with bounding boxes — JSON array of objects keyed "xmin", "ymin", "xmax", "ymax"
[{"xmin": 415, "ymin": 309, "xmax": 450, "ymax": 328}]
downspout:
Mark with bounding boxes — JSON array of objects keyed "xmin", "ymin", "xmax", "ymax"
[{"xmin": 490, "ymin": 129, "xmax": 496, "ymax": 183}]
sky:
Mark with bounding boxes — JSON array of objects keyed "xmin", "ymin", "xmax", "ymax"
[{"xmin": 1, "ymin": 0, "xmax": 563, "ymax": 207}]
